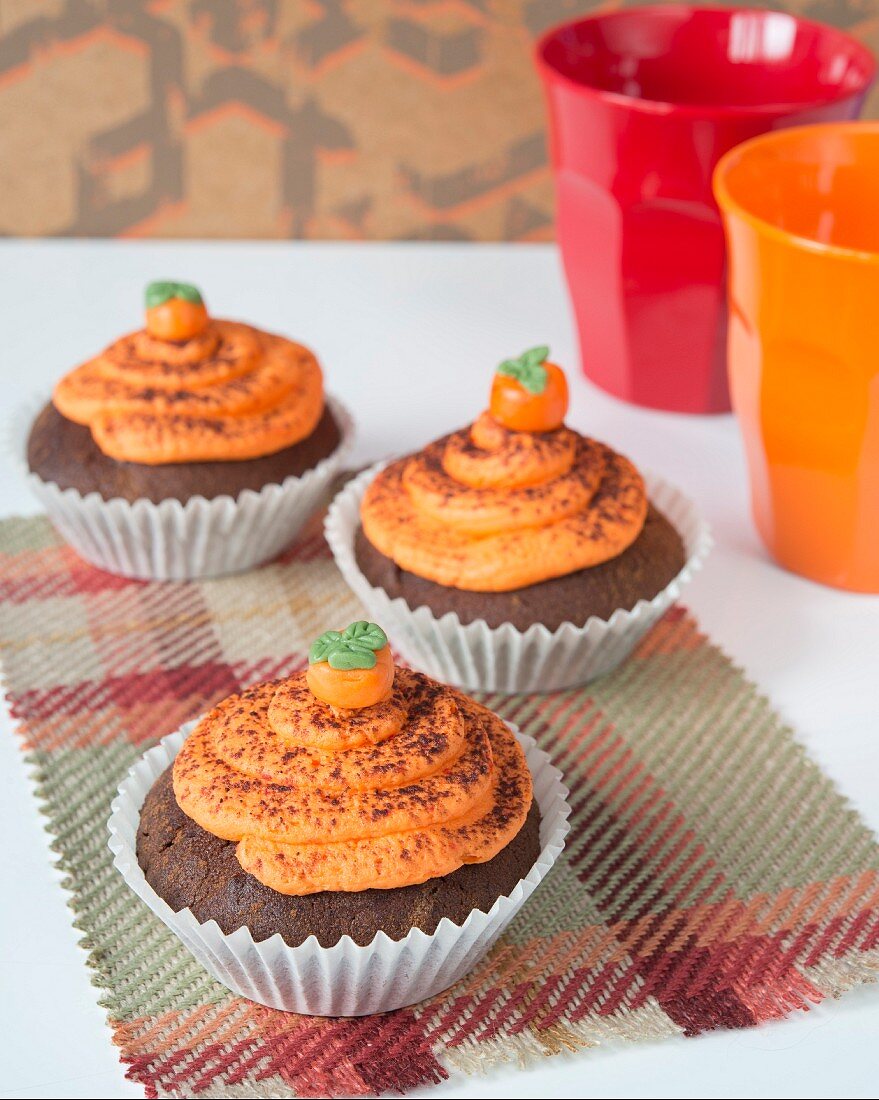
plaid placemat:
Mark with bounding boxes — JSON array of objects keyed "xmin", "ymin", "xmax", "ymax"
[{"xmin": 1, "ymin": 508, "xmax": 877, "ymax": 1099}]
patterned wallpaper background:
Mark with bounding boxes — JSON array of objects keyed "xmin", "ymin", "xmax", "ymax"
[{"xmin": 1, "ymin": 0, "xmax": 878, "ymax": 241}]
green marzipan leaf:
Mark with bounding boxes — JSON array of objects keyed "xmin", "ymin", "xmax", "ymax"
[
  {"xmin": 341, "ymin": 621, "xmax": 387, "ymax": 651},
  {"xmin": 308, "ymin": 622, "xmax": 386, "ymax": 669},
  {"xmin": 308, "ymin": 630, "xmax": 342, "ymax": 664},
  {"xmin": 522, "ymin": 345, "xmax": 550, "ymax": 367},
  {"xmin": 497, "ymin": 346, "xmax": 551, "ymax": 394},
  {"xmin": 518, "ymin": 362, "xmax": 548, "ymax": 394},
  {"xmin": 327, "ymin": 644, "xmax": 378, "ymax": 671},
  {"xmin": 145, "ymin": 280, "xmax": 204, "ymax": 309}
]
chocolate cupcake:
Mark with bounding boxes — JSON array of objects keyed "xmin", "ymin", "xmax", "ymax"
[
  {"xmin": 139, "ymin": 764, "xmax": 542, "ymax": 948},
  {"xmin": 327, "ymin": 347, "xmax": 710, "ymax": 692},
  {"xmin": 110, "ymin": 622, "xmax": 569, "ymax": 1014},
  {"xmin": 22, "ymin": 280, "xmax": 351, "ymax": 579}
]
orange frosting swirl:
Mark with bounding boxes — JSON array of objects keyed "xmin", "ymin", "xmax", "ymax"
[
  {"xmin": 361, "ymin": 410, "xmax": 648, "ymax": 592},
  {"xmin": 172, "ymin": 669, "xmax": 532, "ymax": 895},
  {"xmin": 53, "ymin": 320, "xmax": 324, "ymax": 464}
]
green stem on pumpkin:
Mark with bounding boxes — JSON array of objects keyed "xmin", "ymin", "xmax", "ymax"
[
  {"xmin": 145, "ymin": 280, "xmax": 204, "ymax": 309},
  {"xmin": 308, "ymin": 621, "xmax": 388, "ymax": 670},
  {"xmin": 497, "ymin": 345, "xmax": 550, "ymax": 393}
]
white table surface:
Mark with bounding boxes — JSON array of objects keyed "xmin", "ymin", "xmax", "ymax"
[{"xmin": 0, "ymin": 240, "xmax": 877, "ymax": 1100}]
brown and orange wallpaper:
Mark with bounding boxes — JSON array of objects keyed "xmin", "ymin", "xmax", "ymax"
[{"xmin": 1, "ymin": 0, "xmax": 878, "ymax": 241}]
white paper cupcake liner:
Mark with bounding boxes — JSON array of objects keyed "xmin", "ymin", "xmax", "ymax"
[
  {"xmin": 326, "ymin": 463, "xmax": 712, "ymax": 693},
  {"xmin": 11, "ymin": 394, "xmax": 353, "ymax": 581},
  {"xmin": 108, "ymin": 720, "xmax": 570, "ymax": 1016}
]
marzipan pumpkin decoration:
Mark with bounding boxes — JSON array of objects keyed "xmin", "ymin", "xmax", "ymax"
[
  {"xmin": 490, "ymin": 345, "xmax": 569, "ymax": 433},
  {"xmin": 145, "ymin": 280, "xmax": 209, "ymax": 341},
  {"xmin": 306, "ymin": 621, "xmax": 395, "ymax": 709}
]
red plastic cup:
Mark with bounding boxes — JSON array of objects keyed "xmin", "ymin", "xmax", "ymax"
[{"xmin": 536, "ymin": 7, "xmax": 875, "ymax": 413}]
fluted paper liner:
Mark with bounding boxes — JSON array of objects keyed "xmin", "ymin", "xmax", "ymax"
[
  {"xmin": 326, "ymin": 462, "xmax": 712, "ymax": 693},
  {"xmin": 108, "ymin": 720, "xmax": 570, "ymax": 1016},
  {"xmin": 12, "ymin": 394, "xmax": 353, "ymax": 580}
]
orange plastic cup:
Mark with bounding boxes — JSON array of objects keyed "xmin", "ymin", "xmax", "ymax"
[{"xmin": 714, "ymin": 122, "xmax": 879, "ymax": 592}]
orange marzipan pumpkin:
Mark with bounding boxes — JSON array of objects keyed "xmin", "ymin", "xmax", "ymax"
[
  {"xmin": 146, "ymin": 298, "xmax": 210, "ymax": 342},
  {"xmin": 306, "ymin": 645, "xmax": 395, "ymax": 710},
  {"xmin": 490, "ymin": 360, "xmax": 569, "ymax": 433}
]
